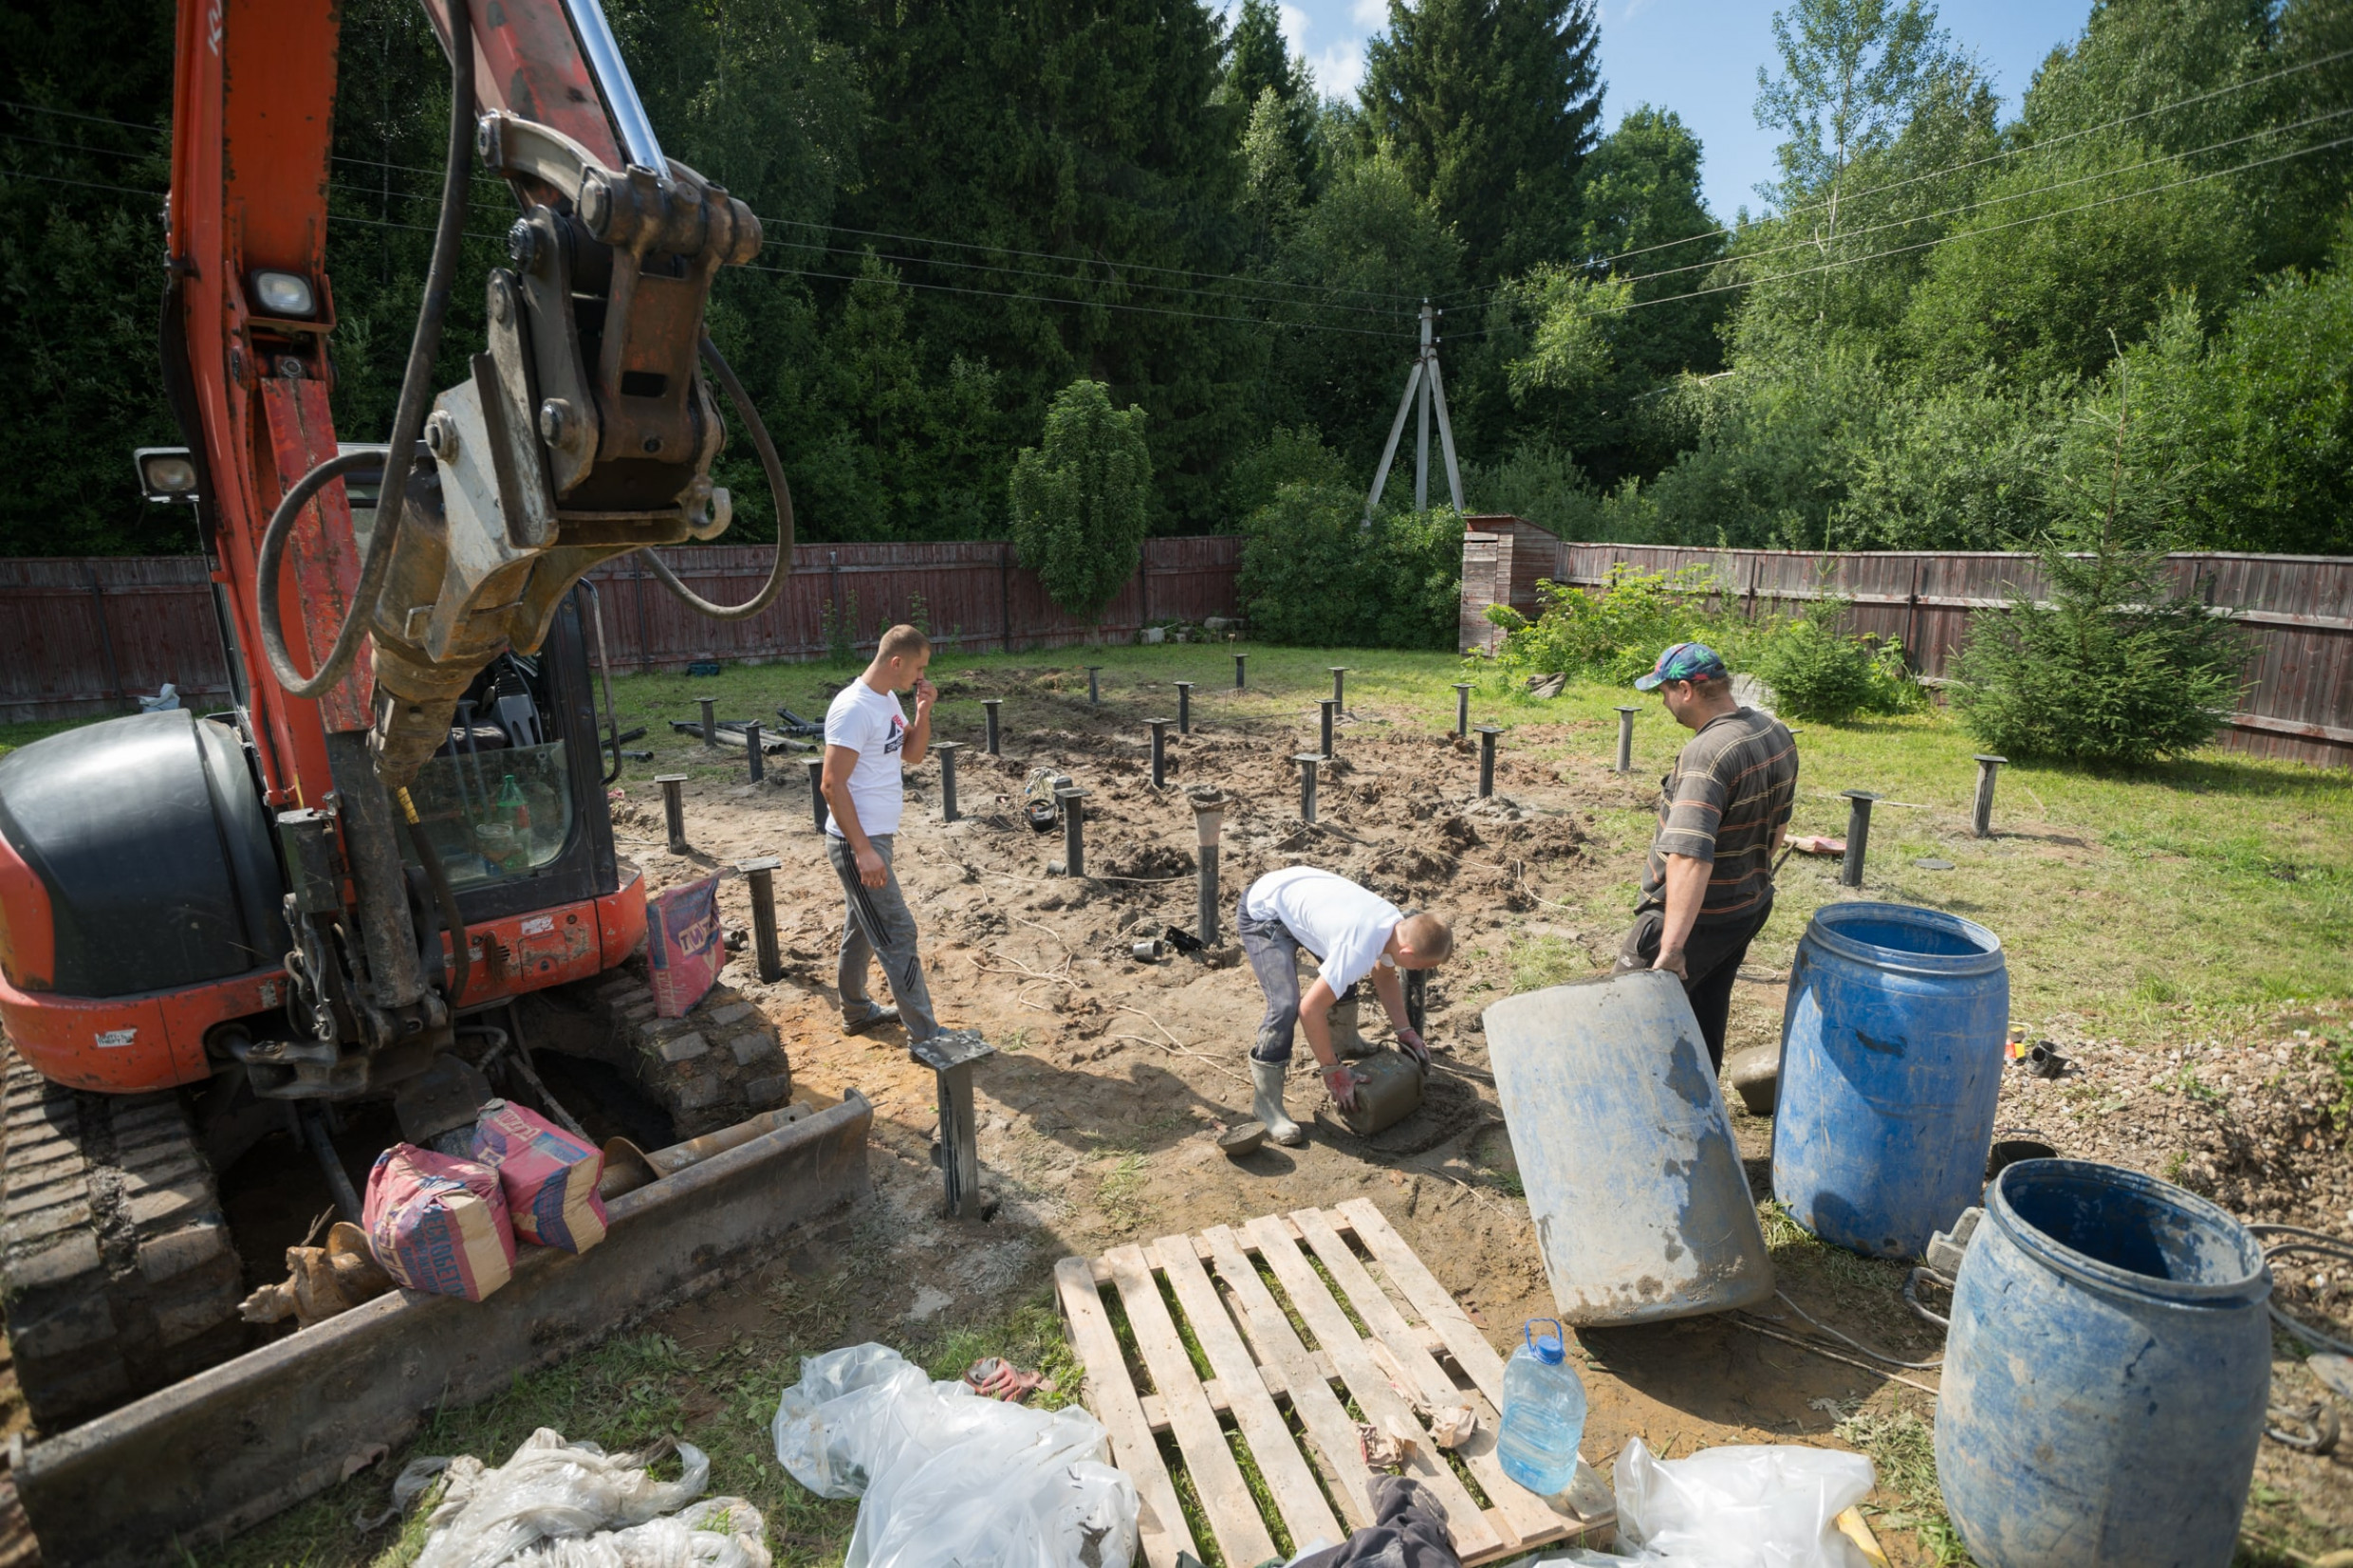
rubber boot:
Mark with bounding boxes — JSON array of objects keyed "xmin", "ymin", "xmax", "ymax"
[
  {"xmin": 1251, "ymin": 1058, "xmax": 1304, "ymax": 1147},
  {"xmin": 1329, "ymin": 994, "xmax": 1377, "ymax": 1059}
]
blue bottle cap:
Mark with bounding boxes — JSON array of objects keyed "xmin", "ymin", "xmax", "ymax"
[{"xmin": 1524, "ymin": 1318, "xmax": 1566, "ymax": 1364}]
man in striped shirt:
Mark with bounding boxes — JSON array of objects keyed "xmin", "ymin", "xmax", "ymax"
[{"xmin": 1613, "ymin": 642, "xmax": 1798, "ymax": 1072}]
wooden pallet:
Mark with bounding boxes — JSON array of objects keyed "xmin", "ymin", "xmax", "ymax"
[{"xmin": 1055, "ymin": 1198, "xmax": 1610, "ymax": 1568}]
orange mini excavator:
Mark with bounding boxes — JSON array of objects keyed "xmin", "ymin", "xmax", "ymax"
[{"xmin": 0, "ymin": 3, "xmax": 868, "ymax": 1559}]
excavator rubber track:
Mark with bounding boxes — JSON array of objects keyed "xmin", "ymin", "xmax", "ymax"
[
  {"xmin": 7, "ymin": 1079, "xmax": 870, "ymax": 1567},
  {"xmin": 0, "ymin": 1051, "xmax": 247, "ymax": 1431}
]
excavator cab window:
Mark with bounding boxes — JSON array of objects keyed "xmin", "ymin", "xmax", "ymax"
[{"xmin": 398, "ymin": 652, "xmax": 576, "ymax": 890}]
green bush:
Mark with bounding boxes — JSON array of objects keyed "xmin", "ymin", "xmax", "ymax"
[
  {"xmin": 1484, "ymin": 563, "xmax": 1725, "ymax": 682},
  {"xmin": 1237, "ymin": 484, "xmax": 1464, "ymax": 649},
  {"xmin": 1748, "ymin": 602, "xmax": 1921, "ymax": 722},
  {"xmin": 1008, "ymin": 379, "xmax": 1151, "ymax": 623},
  {"xmin": 1952, "ymin": 544, "xmax": 2245, "ymax": 766}
]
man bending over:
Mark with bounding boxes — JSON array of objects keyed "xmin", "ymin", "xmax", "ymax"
[{"xmin": 1238, "ymin": 866, "xmax": 1452, "ymax": 1145}]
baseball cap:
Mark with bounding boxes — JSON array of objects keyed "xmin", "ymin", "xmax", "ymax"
[{"xmin": 1634, "ymin": 641, "xmax": 1728, "ymax": 691}]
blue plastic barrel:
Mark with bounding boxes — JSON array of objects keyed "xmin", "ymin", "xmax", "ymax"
[
  {"xmin": 1772, "ymin": 901, "xmax": 2007, "ymax": 1258},
  {"xmin": 1936, "ymin": 1159, "xmax": 2272, "ymax": 1568}
]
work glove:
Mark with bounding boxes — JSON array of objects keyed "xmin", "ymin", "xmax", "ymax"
[
  {"xmin": 1324, "ymin": 1062, "xmax": 1368, "ymax": 1112},
  {"xmin": 1395, "ymin": 1026, "xmax": 1431, "ymax": 1067}
]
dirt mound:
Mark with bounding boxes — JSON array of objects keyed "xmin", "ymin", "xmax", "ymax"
[
  {"xmin": 1483, "ymin": 815, "xmax": 1589, "ymax": 862},
  {"xmin": 1101, "ymin": 841, "xmax": 1196, "ymax": 880}
]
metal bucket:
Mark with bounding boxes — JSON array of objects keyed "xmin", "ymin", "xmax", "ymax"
[{"xmin": 1484, "ymin": 971, "xmax": 1773, "ymax": 1324}]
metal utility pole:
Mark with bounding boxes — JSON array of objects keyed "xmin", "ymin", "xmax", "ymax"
[{"xmin": 1365, "ymin": 301, "xmax": 1465, "ymax": 523}]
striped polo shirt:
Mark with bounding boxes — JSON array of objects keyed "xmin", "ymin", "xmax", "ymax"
[{"xmin": 1638, "ymin": 706, "xmax": 1799, "ymax": 924}]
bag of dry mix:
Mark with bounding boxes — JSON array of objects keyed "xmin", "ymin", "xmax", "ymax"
[
  {"xmin": 470, "ymin": 1098, "xmax": 608, "ymax": 1253},
  {"xmin": 362, "ymin": 1143, "xmax": 516, "ymax": 1301}
]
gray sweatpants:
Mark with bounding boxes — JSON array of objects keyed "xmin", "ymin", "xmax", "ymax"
[
  {"xmin": 1239, "ymin": 896, "xmax": 1305, "ymax": 1063},
  {"xmin": 824, "ymin": 833, "xmax": 938, "ymax": 1042}
]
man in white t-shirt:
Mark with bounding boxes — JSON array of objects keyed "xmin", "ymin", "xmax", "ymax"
[
  {"xmin": 820, "ymin": 623, "xmax": 937, "ymax": 1044},
  {"xmin": 1238, "ymin": 866, "xmax": 1453, "ymax": 1145}
]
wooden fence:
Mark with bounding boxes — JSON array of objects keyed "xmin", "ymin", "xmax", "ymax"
[
  {"xmin": 1460, "ymin": 525, "xmax": 2353, "ymax": 768},
  {"xmin": 0, "ymin": 535, "xmax": 1244, "ymax": 722}
]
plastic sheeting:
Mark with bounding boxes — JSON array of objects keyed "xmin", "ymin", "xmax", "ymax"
[
  {"xmin": 1541, "ymin": 1437, "xmax": 1875, "ymax": 1568},
  {"xmin": 405, "ymin": 1428, "xmax": 769, "ymax": 1568},
  {"xmin": 771, "ymin": 1343, "xmax": 1138, "ymax": 1568}
]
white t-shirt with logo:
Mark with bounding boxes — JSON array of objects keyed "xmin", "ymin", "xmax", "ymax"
[
  {"xmin": 1242, "ymin": 867, "xmax": 1401, "ymax": 995},
  {"xmin": 823, "ymin": 680, "xmax": 910, "ymax": 838}
]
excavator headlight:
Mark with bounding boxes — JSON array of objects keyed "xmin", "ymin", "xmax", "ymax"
[
  {"xmin": 251, "ymin": 270, "xmax": 316, "ymax": 318},
  {"xmin": 135, "ymin": 448, "xmax": 199, "ymax": 502}
]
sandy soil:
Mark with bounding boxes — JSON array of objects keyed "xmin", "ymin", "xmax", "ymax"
[{"xmin": 591, "ymin": 668, "xmax": 2348, "ymax": 1562}]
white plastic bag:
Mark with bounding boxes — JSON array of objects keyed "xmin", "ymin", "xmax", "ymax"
[
  {"xmin": 411, "ymin": 1428, "xmax": 728, "ymax": 1568},
  {"xmin": 510, "ymin": 1498, "xmax": 771, "ymax": 1567},
  {"xmin": 1541, "ymin": 1438, "xmax": 1873, "ymax": 1568},
  {"xmin": 771, "ymin": 1343, "xmax": 1139, "ymax": 1568}
]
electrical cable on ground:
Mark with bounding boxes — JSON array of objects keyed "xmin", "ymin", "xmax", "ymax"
[{"xmin": 2250, "ymin": 1223, "xmax": 2353, "ymax": 1356}]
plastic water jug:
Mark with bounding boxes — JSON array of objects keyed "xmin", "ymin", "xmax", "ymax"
[{"xmin": 1496, "ymin": 1319, "xmax": 1586, "ymax": 1495}]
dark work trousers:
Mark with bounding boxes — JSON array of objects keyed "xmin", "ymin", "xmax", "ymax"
[
  {"xmin": 1288, "ymin": 1476, "xmax": 1461, "ymax": 1568},
  {"xmin": 1614, "ymin": 895, "xmax": 1772, "ymax": 1075},
  {"xmin": 1238, "ymin": 896, "xmax": 1303, "ymax": 1063},
  {"xmin": 824, "ymin": 833, "xmax": 938, "ymax": 1042}
]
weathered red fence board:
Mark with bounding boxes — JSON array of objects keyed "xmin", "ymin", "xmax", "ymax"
[
  {"xmin": 1460, "ymin": 526, "xmax": 2353, "ymax": 768},
  {"xmin": 0, "ymin": 538, "xmax": 1243, "ymax": 723}
]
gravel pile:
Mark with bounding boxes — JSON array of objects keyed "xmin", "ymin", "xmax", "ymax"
[{"xmin": 1996, "ymin": 1009, "xmax": 2352, "ymax": 1344}]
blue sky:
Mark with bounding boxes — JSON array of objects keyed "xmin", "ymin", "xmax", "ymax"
[{"xmin": 1228, "ymin": 0, "xmax": 2099, "ymax": 218}]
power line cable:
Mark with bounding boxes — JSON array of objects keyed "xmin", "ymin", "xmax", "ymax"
[
  {"xmin": 1, "ymin": 123, "xmax": 1421, "ymax": 329},
  {"xmin": 738, "ymin": 256, "xmax": 1413, "ymax": 338},
  {"xmin": 3, "ymin": 95, "xmax": 1418, "ymax": 308},
  {"xmin": 0, "ymin": 166, "xmax": 1413, "ymax": 340},
  {"xmin": 1589, "ymin": 100, "xmax": 2353, "ymax": 295},
  {"xmin": 761, "ymin": 233, "xmax": 1416, "ymax": 321},
  {"xmin": 1447, "ymin": 127, "xmax": 2353, "ymax": 337},
  {"xmin": 1450, "ymin": 42, "xmax": 2353, "ymax": 304},
  {"xmin": 756, "ymin": 212, "xmax": 1425, "ymax": 304}
]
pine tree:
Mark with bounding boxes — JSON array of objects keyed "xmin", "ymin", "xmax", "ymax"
[{"xmin": 1358, "ymin": 0, "xmax": 1604, "ymax": 284}]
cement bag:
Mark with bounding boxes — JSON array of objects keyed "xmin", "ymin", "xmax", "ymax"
[
  {"xmin": 648, "ymin": 875, "xmax": 724, "ymax": 1018},
  {"xmin": 1539, "ymin": 1437, "xmax": 1874, "ymax": 1567},
  {"xmin": 771, "ymin": 1344, "xmax": 1138, "ymax": 1568},
  {"xmin": 363, "ymin": 1143, "xmax": 516, "ymax": 1301},
  {"xmin": 472, "ymin": 1099, "xmax": 609, "ymax": 1252}
]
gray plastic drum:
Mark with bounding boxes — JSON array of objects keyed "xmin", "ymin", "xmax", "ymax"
[{"xmin": 1484, "ymin": 970, "xmax": 1774, "ymax": 1324}]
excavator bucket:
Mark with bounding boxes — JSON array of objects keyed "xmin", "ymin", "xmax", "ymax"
[{"xmin": 10, "ymin": 1091, "xmax": 872, "ymax": 1567}]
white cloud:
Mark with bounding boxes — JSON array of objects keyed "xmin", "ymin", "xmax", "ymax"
[
  {"xmin": 1351, "ymin": 0, "xmax": 1388, "ymax": 29},
  {"xmin": 1312, "ymin": 40, "xmax": 1368, "ymax": 98},
  {"xmin": 1278, "ymin": 3, "xmax": 1310, "ymax": 50}
]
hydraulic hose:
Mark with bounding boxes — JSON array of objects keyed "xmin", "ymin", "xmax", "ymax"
[
  {"xmin": 637, "ymin": 336, "xmax": 795, "ymax": 619},
  {"xmin": 396, "ymin": 786, "xmax": 470, "ymax": 1006},
  {"xmin": 254, "ymin": 0, "xmax": 473, "ymax": 700}
]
